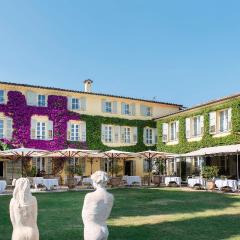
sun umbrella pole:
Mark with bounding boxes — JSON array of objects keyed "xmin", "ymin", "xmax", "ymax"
[
  {"xmin": 148, "ymin": 157, "xmax": 151, "ymax": 186},
  {"xmin": 237, "ymin": 152, "xmax": 239, "ymax": 191}
]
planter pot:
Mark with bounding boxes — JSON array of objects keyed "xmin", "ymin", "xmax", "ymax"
[
  {"xmin": 67, "ymin": 177, "xmax": 76, "ymax": 189},
  {"xmin": 110, "ymin": 177, "xmax": 122, "ymax": 187},
  {"xmin": 152, "ymin": 175, "xmax": 161, "ymax": 186},
  {"xmin": 206, "ymin": 180, "xmax": 215, "ymax": 190}
]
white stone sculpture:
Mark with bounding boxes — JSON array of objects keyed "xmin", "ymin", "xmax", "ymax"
[
  {"xmin": 82, "ymin": 171, "xmax": 114, "ymax": 240},
  {"xmin": 10, "ymin": 178, "xmax": 39, "ymax": 240}
]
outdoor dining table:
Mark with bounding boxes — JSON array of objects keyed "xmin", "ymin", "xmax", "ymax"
[
  {"xmin": 165, "ymin": 177, "xmax": 181, "ymax": 186},
  {"xmin": 0, "ymin": 180, "xmax": 7, "ymax": 193},
  {"xmin": 33, "ymin": 177, "xmax": 59, "ymax": 190},
  {"xmin": 122, "ymin": 176, "xmax": 142, "ymax": 186},
  {"xmin": 215, "ymin": 179, "xmax": 238, "ymax": 191},
  {"xmin": 82, "ymin": 177, "xmax": 92, "ymax": 185},
  {"xmin": 187, "ymin": 177, "xmax": 206, "ymax": 187},
  {"xmin": 74, "ymin": 176, "xmax": 82, "ymax": 184}
]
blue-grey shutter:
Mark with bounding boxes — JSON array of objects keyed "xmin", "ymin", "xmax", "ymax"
[
  {"xmin": 143, "ymin": 127, "xmax": 147, "ymax": 144},
  {"xmin": 5, "ymin": 117, "xmax": 13, "ymax": 140},
  {"xmin": 101, "ymin": 124, "xmax": 105, "ymax": 142},
  {"xmin": 80, "ymin": 97, "xmax": 86, "ymax": 111},
  {"xmin": 81, "ymin": 121, "xmax": 86, "ymax": 142},
  {"xmin": 26, "ymin": 91, "xmax": 37, "ymax": 106},
  {"xmin": 121, "ymin": 103, "xmax": 125, "ymax": 114},
  {"xmin": 133, "ymin": 127, "xmax": 138, "ymax": 144},
  {"xmin": 131, "ymin": 104, "xmax": 136, "ymax": 116},
  {"xmin": 68, "ymin": 97, "xmax": 72, "ymax": 110},
  {"xmin": 31, "ymin": 119, "xmax": 37, "ymax": 139},
  {"xmin": 112, "ymin": 101, "xmax": 117, "ymax": 114},
  {"xmin": 47, "ymin": 120, "xmax": 53, "ymax": 140},
  {"xmin": 67, "ymin": 121, "xmax": 71, "ymax": 140},
  {"xmin": 140, "ymin": 105, "xmax": 146, "ymax": 116},
  {"xmin": 102, "ymin": 100, "xmax": 106, "ymax": 112}
]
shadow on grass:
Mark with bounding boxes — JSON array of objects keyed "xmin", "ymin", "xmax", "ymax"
[{"xmin": 109, "ymin": 214, "xmax": 240, "ymax": 240}]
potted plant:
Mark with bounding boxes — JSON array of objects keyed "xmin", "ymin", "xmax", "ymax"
[
  {"xmin": 109, "ymin": 164, "xmax": 123, "ymax": 187},
  {"xmin": 201, "ymin": 166, "xmax": 219, "ymax": 190},
  {"xmin": 152, "ymin": 159, "xmax": 165, "ymax": 186},
  {"xmin": 66, "ymin": 165, "xmax": 76, "ymax": 189}
]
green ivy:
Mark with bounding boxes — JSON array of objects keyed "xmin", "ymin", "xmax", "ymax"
[
  {"xmin": 157, "ymin": 99, "xmax": 240, "ymax": 154},
  {"xmin": 80, "ymin": 114, "xmax": 157, "ymax": 152}
]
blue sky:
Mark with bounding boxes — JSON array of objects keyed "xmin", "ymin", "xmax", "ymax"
[{"xmin": 0, "ymin": 1, "xmax": 239, "ymax": 107}]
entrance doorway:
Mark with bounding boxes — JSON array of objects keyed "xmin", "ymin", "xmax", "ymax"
[
  {"xmin": 124, "ymin": 160, "xmax": 133, "ymax": 176},
  {"xmin": 0, "ymin": 161, "xmax": 3, "ymax": 177}
]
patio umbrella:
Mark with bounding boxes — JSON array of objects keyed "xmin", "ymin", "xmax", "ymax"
[
  {"xmin": 44, "ymin": 148, "xmax": 99, "ymax": 176},
  {"xmin": 137, "ymin": 150, "xmax": 176, "ymax": 186},
  {"xmin": 0, "ymin": 147, "xmax": 48, "ymax": 176},
  {"xmin": 97, "ymin": 150, "xmax": 136, "ymax": 177}
]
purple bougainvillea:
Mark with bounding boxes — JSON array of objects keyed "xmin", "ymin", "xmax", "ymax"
[{"xmin": 0, "ymin": 91, "xmax": 87, "ymax": 150}]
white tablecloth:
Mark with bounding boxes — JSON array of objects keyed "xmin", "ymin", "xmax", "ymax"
[
  {"xmin": 215, "ymin": 179, "xmax": 238, "ymax": 191},
  {"xmin": 0, "ymin": 180, "xmax": 7, "ymax": 193},
  {"xmin": 33, "ymin": 178, "xmax": 59, "ymax": 190},
  {"xmin": 188, "ymin": 178, "xmax": 206, "ymax": 187},
  {"xmin": 74, "ymin": 176, "xmax": 82, "ymax": 184},
  {"xmin": 165, "ymin": 177, "xmax": 181, "ymax": 186},
  {"xmin": 122, "ymin": 176, "xmax": 142, "ymax": 186},
  {"xmin": 82, "ymin": 178, "xmax": 92, "ymax": 185}
]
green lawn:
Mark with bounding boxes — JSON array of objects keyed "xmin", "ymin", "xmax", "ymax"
[{"xmin": 1, "ymin": 188, "xmax": 240, "ymax": 240}]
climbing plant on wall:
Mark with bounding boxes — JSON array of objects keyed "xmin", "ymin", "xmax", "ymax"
[{"xmin": 157, "ymin": 99, "xmax": 240, "ymax": 154}]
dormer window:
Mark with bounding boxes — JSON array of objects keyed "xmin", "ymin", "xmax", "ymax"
[
  {"xmin": 38, "ymin": 95, "xmax": 46, "ymax": 107},
  {"xmin": 0, "ymin": 90, "xmax": 5, "ymax": 104}
]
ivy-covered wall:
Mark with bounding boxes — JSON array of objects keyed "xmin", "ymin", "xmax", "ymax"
[
  {"xmin": 157, "ymin": 98, "xmax": 240, "ymax": 154},
  {"xmin": 0, "ymin": 90, "xmax": 156, "ymax": 152}
]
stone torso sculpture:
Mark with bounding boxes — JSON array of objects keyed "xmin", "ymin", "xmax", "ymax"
[
  {"xmin": 82, "ymin": 171, "xmax": 114, "ymax": 240},
  {"xmin": 10, "ymin": 178, "xmax": 39, "ymax": 240}
]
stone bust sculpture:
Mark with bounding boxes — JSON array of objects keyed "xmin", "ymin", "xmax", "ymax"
[
  {"xmin": 10, "ymin": 178, "xmax": 39, "ymax": 240},
  {"xmin": 82, "ymin": 171, "xmax": 114, "ymax": 240}
]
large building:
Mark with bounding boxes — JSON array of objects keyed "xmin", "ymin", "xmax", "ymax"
[
  {"xmin": 0, "ymin": 80, "xmax": 182, "ymax": 182},
  {"xmin": 155, "ymin": 93, "xmax": 240, "ymax": 180}
]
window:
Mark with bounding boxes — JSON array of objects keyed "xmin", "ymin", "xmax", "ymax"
[
  {"xmin": 36, "ymin": 122, "xmax": 46, "ymax": 140},
  {"xmin": 146, "ymin": 107, "xmax": 152, "ymax": 116},
  {"xmin": 122, "ymin": 103, "xmax": 130, "ymax": 115},
  {"xmin": 193, "ymin": 116, "xmax": 201, "ymax": 137},
  {"xmin": 0, "ymin": 120, "xmax": 3, "ymax": 138},
  {"xmin": 0, "ymin": 90, "xmax": 4, "ymax": 104},
  {"xmin": 72, "ymin": 98, "xmax": 80, "ymax": 110},
  {"xmin": 219, "ymin": 109, "xmax": 229, "ymax": 133},
  {"xmin": 124, "ymin": 127, "xmax": 131, "ymax": 143},
  {"xmin": 105, "ymin": 102, "xmax": 112, "ymax": 113},
  {"xmin": 146, "ymin": 128, "xmax": 153, "ymax": 144},
  {"xmin": 70, "ymin": 123, "xmax": 80, "ymax": 141},
  {"xmin": 170, "ymin": 122, "xmax": 177, "ymax": 141},
  {"xmin": 38, "ymin": 95, "xmax": 46, "ymax": 107},
  {"xmin": 104, "ymin": 125, "xmax": 112, "ymax": 143},
  {"xmin": 140, "ymin": 105, "xmax": 153, "ymax": 117},
  {"xmin": 36, "ymin": 157, "xmax": 45, "ymax": 172}
]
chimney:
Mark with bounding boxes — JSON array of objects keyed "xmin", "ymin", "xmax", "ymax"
[{"xmin": 83, "ymin": 79, "xmax": 93, "ymax": 92}]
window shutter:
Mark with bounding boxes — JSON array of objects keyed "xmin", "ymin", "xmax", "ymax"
[
  {"xmin": 101, "ymin": 100, "xmax": 106, "ymax": 113},
  {"xmin": 100, "ymin": 158, "xmax": 105, "ymax": 171},
  {"xmin": 176, "ymin": 121, "xmax": 179, "ymax": 139},
  {"xmin": 101, "ymin": 124, "xmax": 105, "ymax": 142},
  {"xmin": 121, "ymin": 103, "xmax": 125, "ymax": 114},
  {"xmin": 131, "ymin": 103, "xmax": 136, "ymax": 116},
  {"xmin": 228, "ymin": 108, "xmax": 232, "ymax": 130},
  {"xmin": 81, "ymin": 122, "xmax": 86, "ymax": 142},
  {"xmin": 114, "ymin": 126, "xmax": 120, "ymax": 143},
  {"xmin": 153, "ymin": 128, "xmax": 157, "ymax": 144},
  {"xmin": 80, "ymin": 97, "xmax": 86, "ymax": 111},
  {"xmin": 68, "ymin": 97, "xmax": 72, "ymax": 110},
  {"xmin": 81, "ymin": 158, "xmax": 86, "ymax": 175},
  {"xmin": 5, "ymin": 117, "xmax": 13, "ymax": 140},
  {"xmin": 31, "ymin": 119, "xmax": 37, "ymax": 139},
  {"xmin": 185, "ymin": 118, "xmax": 191, "ymax": 139},
  {"xmin": 162, "ymin": 123, "xmax": 168, "ymax": 143},
  {"xmin": 209, "ymin": 111, "xmax": 217, "ymax": 134},
  {"xmin": 112, "ymin": 101, "xmax": 117, "ymax": 114},
  {"xmin": 67, "ymin": 121, "xmax": 71, "ymax": 140},
  {"xmin": 143, "ymin": 127, "xmax": 147, "ymax": 144},
  {"xmin": 140, "ymin": 105, "xmax": 146, "ymax": 116},
  {"xmin": 133, "ymin": 127, "xmax": 138, "ymax": 144},
  {"xmin": 120, "ymin": 126, "xmax": 125, "ymax": 143},
  {"xmin": 47, "ymin": 158, "xmax": 52, "ymax": 174},
  {"xmin": 200, "ymin": 116, "xmax": 204, "ymax": 135},
  {"xmin": 47, "ymin": 120, "xmax": 53, "ymax": 140},
  {"xmin": 26, "ymin": 91, "xmax": 37, "ymax": 106}
]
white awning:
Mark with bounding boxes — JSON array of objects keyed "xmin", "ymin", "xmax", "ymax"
[{"xmin": 181, "ymin": 144, "xmax": 240, "ymax": 157}]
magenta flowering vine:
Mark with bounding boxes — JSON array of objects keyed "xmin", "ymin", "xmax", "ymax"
[{"xmin": 0, "ymin": 91, "xmax": 88, "ymax": 150}]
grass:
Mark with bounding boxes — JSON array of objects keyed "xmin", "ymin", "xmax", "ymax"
[{"xmin": 0, "ymin": 188, "xmax": 240, "ymax": 240}]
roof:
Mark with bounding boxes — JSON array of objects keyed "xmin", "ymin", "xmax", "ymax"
[
  {"xmin": 0, "ymin": 81, "xmax": 183, "ymax": 107},
  {"xmin": 154, "ymin": 92, "xmax": 240, "ymax": 120},
  {"xmin": 180, "ymin": 144, "xmax": 240, "ymax": 157}
]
